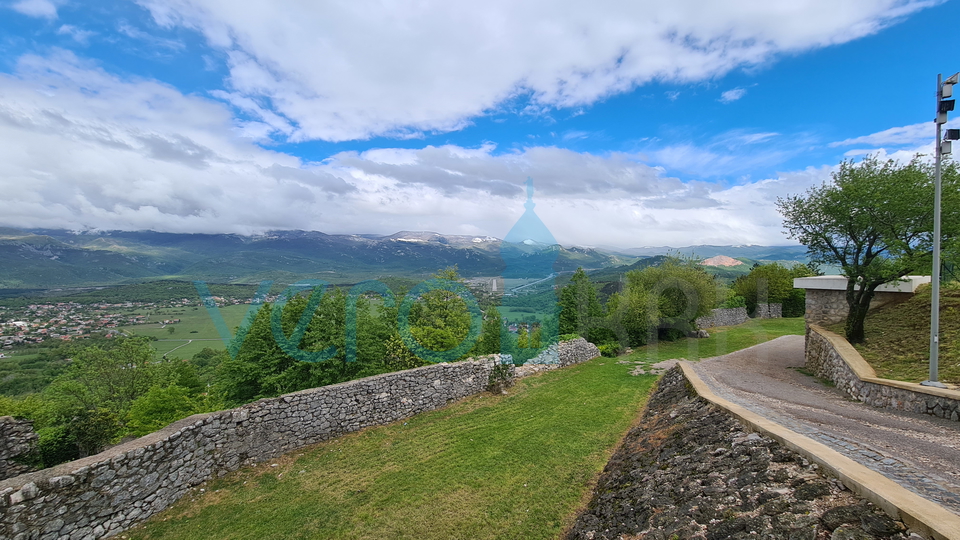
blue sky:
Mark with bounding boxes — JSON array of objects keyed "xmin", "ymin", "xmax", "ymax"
[{"xmin": 0, "ymin": 0, "xmax": 957, "ymax": 249}]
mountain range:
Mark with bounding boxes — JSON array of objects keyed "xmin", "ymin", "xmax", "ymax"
[
  {"xmin": 0, "ymin": 228, "xmax": 810, "ymax": 290},
  {"xmin": 0, "ymin": 228, "xmax": 633, "ymax": 289}
]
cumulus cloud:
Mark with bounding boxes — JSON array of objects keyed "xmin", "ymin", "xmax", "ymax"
[
  {"xmin": 0, "ymin": 51, "xmax": 353, "ymax": 235},
  {"xmin": 0, "ymin": 50, "xmax": 834, "ymax": 247},
  {"xmin": 134, "ymin": 0, "xmax": 934, "ymax": 142}
]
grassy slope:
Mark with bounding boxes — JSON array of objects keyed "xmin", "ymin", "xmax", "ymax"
[
  {"xmin": 128, "ymin": 318, "xmax": 804, "ymax": 540},
  {"xmin": 828, "ymin": 284, "xmax": 960, "ymax": 385}
]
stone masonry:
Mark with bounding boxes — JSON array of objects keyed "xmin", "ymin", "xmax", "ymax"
[
  {"xmin": 695, "ymin": 307, "xmax": 749, "ymax": 329},
  {"xmin": 804, "ymin": 289, "xmax": 915, "ymax": 326},
  {"xmin": 806, "ymin": 325, "xmax": 960, "ymax": 423},
  {"xmin": 0, "ymin": 418, "xmax": 37, "ymax": 481},
  {"xmin": 566, "ymin": 366, "xmax": 913, "ymax": 540},
  {"xmin": 0, "ymin": 339, "xmax": 599, "ymax": 540},
  {"xmin": 754, "ymin": 302, "xmax": 782, "ymax": 319}
]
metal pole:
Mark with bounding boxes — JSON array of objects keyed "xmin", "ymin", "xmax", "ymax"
[{"xmin": 923, "ymin": 73, "xmax": 946, "ymax": 388}]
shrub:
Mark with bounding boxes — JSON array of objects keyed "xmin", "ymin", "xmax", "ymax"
[
  {"xmin": 597, "ymin": 342, "xmax": 624, "ymax": 357},
  {"xmin": 720, "ymin": 295, "xmax": 746, "ymax": 309}
]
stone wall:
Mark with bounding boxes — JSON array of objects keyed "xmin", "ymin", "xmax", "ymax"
[
  {"xmin": 0, "ymin": 340, "xmax": 599, "ymax": 540},
  {"xmin": 0, "ymin": 418, "xmax": 37, "ymax": 481},
  {"xmin": 806, "ymin": 325, "xmax": 960, "ymax": 423},
  {"xmin": 755, "ymin": 302, "xmax": 782, "ymax": 319},
  {"xmin": 695, "ymin": 306, "xmax": 748, "ymax": 329},
  {"xmin": 557, "ymin": 338, "xmax": 601, "ymax": 367},
  {"xmin": 566, "ymin": 366, "xmax": 912, "ymax": 539},
  {"xmin": 805, "ymin": 289, "xmax": 913, "ymax": 325},
  {"xmin": 0, "ymin": 358, "xmax": 507, "ymax": 540}
]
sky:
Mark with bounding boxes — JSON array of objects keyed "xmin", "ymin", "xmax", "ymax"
[{"xmin": 0, "ymin": 0, "xmax": 958, "ymax": 249}]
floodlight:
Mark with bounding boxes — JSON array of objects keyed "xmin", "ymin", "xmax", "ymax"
[
  {"xmin": 946, "ymin": 128, "xmax": 960, "ymax": 141},
  {"xmin": 946, "ymin": 72, "xmax": 960, "ymax": 85}
]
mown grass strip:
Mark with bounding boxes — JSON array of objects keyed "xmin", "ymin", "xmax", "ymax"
[{"xmin": 127, "ymin": 318, "xmax": 804, "ymax": 540}]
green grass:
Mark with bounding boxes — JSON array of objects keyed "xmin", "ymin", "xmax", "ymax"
[
  {"xmin": 118, "ymin": 304, "xmax": 254, "ymax": 359},
  {"xmin": 625, "ymin": 317, "xmax": 806, "ymax": 365},
  {"xmin": 826, "ymin": 283, "xmax": 960, "ymax": 385},
  {"xmin": 126, "ymin": 318, "xmax": 804, "ymax": 540}
]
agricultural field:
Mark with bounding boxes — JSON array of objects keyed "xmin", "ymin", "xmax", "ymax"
[{"xmin": 118, "ymin": 304, "xmax": 255, "ymax": 359}]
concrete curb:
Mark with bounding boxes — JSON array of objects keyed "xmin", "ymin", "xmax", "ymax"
[{"xmin": 679, "ymin": 361, "xmax": 960, "ymax": 540}]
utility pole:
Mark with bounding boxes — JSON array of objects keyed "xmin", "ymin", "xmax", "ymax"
[{"xmin": 923, "ymin": 72, "xmax": 959, "ymax": 388}]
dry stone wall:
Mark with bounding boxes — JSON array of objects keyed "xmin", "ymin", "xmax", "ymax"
[
  {"xmin": 695, "ymin": 307, "xmax": 748, "ymax": 329},
  {"xmin": 0, "ymin": 418, "xmax": 37, "ymax": 481},
  {"xmin": 755, "ymin": 302, "xmax": 782, "ymax": 319},
  {"xmin": 557, "ymin": 338, "xmax": 601, "ymax": 367},
  {"xmin": 0, "ymin": 340, "xmax": 599, "ymax": 540},
  {"xmin": 0, "ymin": 358, "xmax": 504, "ymax": 540},
  {"xmin": 806, "ymin": 325, "xmax": 960, "ymax": 423}
]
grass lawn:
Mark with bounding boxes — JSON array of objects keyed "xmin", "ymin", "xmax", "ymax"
[
  {"xmin": 827, "ymin": 284, "xmax": 960, "ymax": 385},
  {"xmin": 626, "ymin": 317, "xmax": 806, "ymax": 365},
  {"xmin": 126, "ymin": 318, "xmax": 805, "ymax": 540}
]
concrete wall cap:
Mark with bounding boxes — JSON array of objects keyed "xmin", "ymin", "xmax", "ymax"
[{"xmin": 793, "ymin": 275, "xmax": 930, "ymax": 293}]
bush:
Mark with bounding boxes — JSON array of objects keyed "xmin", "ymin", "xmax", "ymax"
[
  {"xmin": 597, "ymin": 342, "xmax": 624, "ymax": 357},
  {"xmin": 720, "ymin": 295, "xmax": 746, "ymax": 309},
  {"xmin": 558, "ymin": 333, "xmax": 581, "ymax": 341},
  {"xmin": 486, "ymin": 363, "xmax": 514, "ymax": 394}
]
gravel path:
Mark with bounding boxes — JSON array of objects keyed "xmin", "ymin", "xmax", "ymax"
[{"xmin": 689, "ymin": 335, "xmax": 960, "ymax": 515}]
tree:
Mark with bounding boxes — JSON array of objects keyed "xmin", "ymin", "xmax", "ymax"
[
  {"xmin": 732, "ymin": 263, "xmax": 815, "ymax": 317},
  {"xmin": 628, "ymin": 256, "xmax": 717, "ymax": 340},
  {"xmin": 777, "ymin": 155, "xmax": 960, "ymax": 343},
  {"xmin": 558, "ymin": 268, "xmax": 604, "ymax": 337}
]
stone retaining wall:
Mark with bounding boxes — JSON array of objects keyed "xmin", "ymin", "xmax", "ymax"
[
  {"xmin": 805, "ymin": 289, "xmax": 913, "ymax": 325},
  {"xmin": 567, "ymin": 366, "xmax": 913, "ymax": 539},
  {"xmin": 0, "ymin": 340, "xmax": 599, "ymax": 540},
  {"xmin": 0, "ymin": 418, "xmax": 37, "ymax": 481},
  {"xmin": 805, "ymin": 325, "xmax": 960, "ymax": 423},
  {"xmin": 695, "ymin": 306, "xmax": 748, "ymax": 329}
]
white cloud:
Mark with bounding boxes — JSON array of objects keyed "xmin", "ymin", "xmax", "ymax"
[
  {"xmin": 719, "ymin": 87, "xmax": 747, "ymax": 103},
  {"xmin": 10, "ymin": 0, "xmax": 60, "ymax": 19},
  {"xmin": 643, "ymin": 129, "xmax": 797, "ymax": 178},
  {"xmin": 830, "ymin": 118, "xmax": 960, "ymax": 148},
  {"xmin": 134, "ymin": 0, "xmax": 935, "ymax": 142},
  {"xmin": 56, "ymin": 24, "xmax": 95, "ymax": 44},
  {"xmin": 0, "ymin": 51, "xmax": 832, "ymax": 247},
  {"xmin": 0, "ymin": 51, "xmax": 352, "ymax": 235}
]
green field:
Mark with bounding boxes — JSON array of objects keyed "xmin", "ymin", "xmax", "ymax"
[
  {"xmin": 496, "ymin": 306, "xmax": 549, "ymax": 323},
  {"xmin": 118, "ymin": 304, "xmax": 255, "ymax": 359},
  {"xmin": 127, "ymin": 318, "xmax": 805, "ymax": 540}
]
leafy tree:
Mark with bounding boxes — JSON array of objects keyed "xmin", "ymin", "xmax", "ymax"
[
  {"xmin": 558, "ymin": 268, "xmax": 604, "ymax": 337},
  {"xmin": 405, "ymin": 267, "xmax": 472, "ymax": 355},
  {"xmin": 732, "ymin": 263, "xmax": 815, "ymax": 317},
  {"xmin": 627, "ymin": 257, "xmax": 717, "ymax": 340},
  {"xmin": 777, "ymin": 155, "xmax": 960, "ymax": 342},
  {"xmin": 470, "ymin": 304, "xmax": 503, "ymax": 357},
  {"xmin": 126, "ymin": 384, "xmax": 203, "ymax": 438}
]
